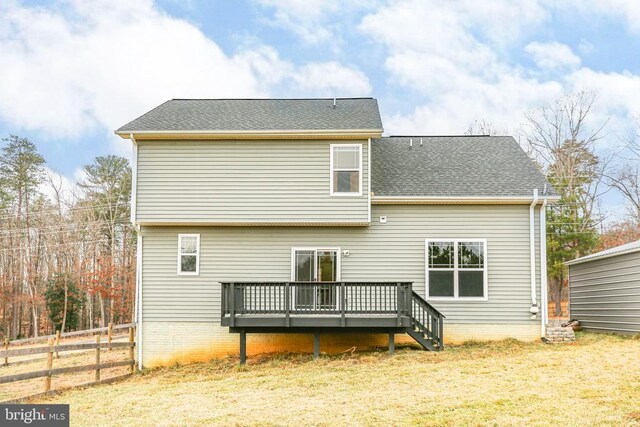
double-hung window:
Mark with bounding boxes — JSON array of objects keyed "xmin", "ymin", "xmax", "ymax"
[
  {"xmin": 330, "ymin": 144, "xmax": 362, "ymax": 196},
  {"xmin": 426, "ymin": 239, "xmax": 487, "ymax": 300},
  {"xmin": 178, "ymin": 234, "xmax": 200, "ymax": 275}
]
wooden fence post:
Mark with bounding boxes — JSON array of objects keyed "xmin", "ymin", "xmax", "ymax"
[
  {"xmin": 3, "ymin": 338, "xmax": 8, "ymax": 366},
  {"xmin": 95, "ymin": 334, "xmax": 101, "ymax": 381},
  {"xmin": 55, "ymin": 331, "xmax": 61, "ymax": 359},
  {"xmin": 128, "ymin": 327, "xmax": 135, "ymax": 373},
  {"xmin": 108, "ymin": 323, "xmax": 113, "ymax": 351},
  {"xmin": 44, "ymin": 338, "xmax": 53, "ymax": 392}
]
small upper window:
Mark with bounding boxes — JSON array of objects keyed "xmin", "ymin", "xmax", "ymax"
[
  {"xmin": 330, "ymin": 144, "xmax": 362, "ymax": 196},
  {"xmin": 178, "ymin": 234, "xmax": 200, "ymax": 275}
]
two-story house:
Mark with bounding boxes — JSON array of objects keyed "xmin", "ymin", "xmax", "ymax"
[{"xmin": 116, "ymin": 98, "xmax": 557, "ymax": 368}]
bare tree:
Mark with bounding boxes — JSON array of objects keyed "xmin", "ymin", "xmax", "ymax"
[
  {"xmin": 607, "ymin": 131, "xmax": 640, "ymax": 224},
  {"xmin": 465, "ymin": 119, "xmax": 504, "ymax": 136},
  {"xmin": 521, "ymin": 91, "xmax": 611, "ymax": 316},
  {"xmin": 523, "ymin": 91, "xmax": 611, "ymax": 224}
]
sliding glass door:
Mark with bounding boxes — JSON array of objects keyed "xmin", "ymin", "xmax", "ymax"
[{"xmin": 293, "ymin": 248, "xmax": 339, "ymax": 311}]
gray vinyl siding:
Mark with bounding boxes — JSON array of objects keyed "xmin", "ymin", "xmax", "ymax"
[
  {"xmin": 141, "ymin": 204, "xmax": 542, "ymax": 325},
  {"xmin": 136, "ymin": 139, "xmax": 369, "ymax": 224},
  {"xmin": 569, "ymin": 251, "xmax": 640, "ymax": 334}
]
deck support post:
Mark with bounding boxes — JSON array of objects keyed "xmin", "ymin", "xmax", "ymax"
[
  {"xmin": 313, "ymin": 330, "xmax": 320, "ymax": 359},
  {"xmin": 239, "ymin": 329, "xmax": 246, "ymax": 365},
  {"xmin": 388, "ymin": 331, "xmax": 395, "ymax": 354}
]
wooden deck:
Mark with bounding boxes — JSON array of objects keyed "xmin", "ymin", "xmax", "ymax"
[{"xmin": 221, "ymin": 282, "xmax": 445, "ymax": 363}]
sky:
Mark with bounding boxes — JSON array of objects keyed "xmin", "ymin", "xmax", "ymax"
[{"xmin": 0, "ymin": 0, "xmax": 639, "ymax": 221}]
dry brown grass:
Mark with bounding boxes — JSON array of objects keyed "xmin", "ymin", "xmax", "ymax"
[{"xmin": 31, "ymin": 332, "xmax": 640, "ymax": 426}]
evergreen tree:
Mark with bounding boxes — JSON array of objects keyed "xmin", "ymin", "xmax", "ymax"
[{"xmin": 45, "ymin": 273, "xmax": 82, "ymax": 332}]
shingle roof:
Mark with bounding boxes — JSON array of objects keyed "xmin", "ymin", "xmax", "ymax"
[
  {"xmin": 371, "ymin": 136, "xmax": 557, "ymax": 198},
  {"xmin": 566, "ymin": 240, "xmax": 640, "ymax": 266},
  {"xmin": 116, "ymin": 98, "xmax": 383, "ymax": 133}
]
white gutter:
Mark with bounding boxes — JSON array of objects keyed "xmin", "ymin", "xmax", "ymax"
[
  {"xmin": 115, "ymin": 129, "xmax": 383, "ymax": 139},
  {"xmin": 540, "ymin": 198, "xmax": 548, "ymax": 336},
  {"xmin": 130, "ymin": 134, "xmax": 138, "ymax": 225},
  {"xmin": 372, "ymin": 195, "xmax": 560, "ymax": 204},
  {"xmin": 135, "ymin": 229, "xmax": 143, "ymax": 370},
  {"xmin": 529, "ymin": 189, "xmax": 539, "ymax": 316}
]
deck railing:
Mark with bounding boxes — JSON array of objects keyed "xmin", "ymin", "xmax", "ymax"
[
  {"xmin": 222, "ymin": 282, "xmax": 413, "ymax": 323},
  {"xmin": 221, "ymin": 281, "xmax": 445, "ymax": 352}
]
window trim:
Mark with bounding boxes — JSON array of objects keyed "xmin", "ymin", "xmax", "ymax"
[
  {"xmin": 177, "ymin": 233, "xmax": 200, "ymax": 276},
  {"xmin": 290, "ymin": 247, "xmax": 342, "ymax": 281},
  {"xmin": 425, "ymin": 238, "xmax": 488, "ymax": 301},
  {"xmin": 329, "ymin": 144, "xmax": 363, "ymax": 197}
]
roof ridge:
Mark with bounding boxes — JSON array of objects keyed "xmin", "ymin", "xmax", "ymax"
[
  {"xmin": 384, "ymin": 135, "xmax": 510, "ymax": 138},
  {"xmin": 169, "ymin": 97, "xmax": 375, "ymax": 101}
]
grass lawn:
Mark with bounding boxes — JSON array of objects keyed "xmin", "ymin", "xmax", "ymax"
[{"xmin": 36, "ymin": 332, "xmax": 640, "ymax": 426}]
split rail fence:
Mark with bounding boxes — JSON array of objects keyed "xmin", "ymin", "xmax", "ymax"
[{"xmin": 0, "ymin": 324, "xmax": 136, "ymax": 402}]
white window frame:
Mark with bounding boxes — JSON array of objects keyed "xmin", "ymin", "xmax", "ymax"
[
  {"xmin": 177, "ymin": 234, "xmax": 200, "ymax": 276},
  {"xmin": 329, "ymin": 144, "xmax": 363, "ymax": 197},
  {"xmin": 425, "ymin": 238, "xmax": 488, "ymax": 301},
  {"xmin": 290, "ymin": 247, "xmax": 341, "ymax": 281},
  {"xmin": 290, "ymin": 247, "xmax": 341, "ymax": 312}
]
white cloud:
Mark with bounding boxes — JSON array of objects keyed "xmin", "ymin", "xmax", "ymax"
[
  {"xmin": 0, "ymin": 0, "xmax": 264, "ymax": 137},
  {"xmin": 255, "ymin": 0, "xmax": 378, "ymax": 45},
  {"xmin": 359, "ymin": 0, "xmax": 640, "ymax": 141},
  {"xmin": 238, "ymin": 46, "xmax": 371, "ymax": 96},
  {"xmin": 525, "ymin": 41, "xmax": 581, "ymax": 69},
  {"xmin": 358, "ymin": 0, "xmax": 559, "ymax": 134},
  {"xmin": 291, "ymin": 62, "xmax": 371, "ymax": 95},
  {"xmin": 0, "ymin": 0, "xmax": 370, "ymax": 139},
  {"xmin": 561, "ymin": 0, "xmax": 640, "ymax": 34}
]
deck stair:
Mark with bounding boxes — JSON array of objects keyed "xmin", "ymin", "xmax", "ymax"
[{"xmin": 405, "ymin": 290, "xmax": 444, "ymax": 351}]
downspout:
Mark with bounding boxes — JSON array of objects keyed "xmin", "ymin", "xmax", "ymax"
[
  {"xmin": 129, "ymin": 133, "xmax": 143, "ymax": 370},
  {"xmin": 136, "ymin": 227, "xmax": 143, "ymax": 370},
  {"xmin": 130, "ymin": 134, "xmax": 138, "ymax": 224},
  {"xmin": 539, "ymin": 197, "xmax": 548, "ymax": 336},
  {"xmin": 367, "ymin": 137, "xmax": 371, "ymax": 224},
  {"xmin": 131, "ymin": 134, "xmax": 138, "ymax": 322},
  {"xmin": 529, "ymin": 188, "xmax": 539, "ymax": 319}
]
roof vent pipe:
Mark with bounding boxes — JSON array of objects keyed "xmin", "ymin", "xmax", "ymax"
[
  {"xmin": 333, "ymin": 98, "xmax": 336, "ymax": 108},
  {"xmin": 420, "ymin": 137, "xmax": 423, "ymax": 146},
  {"xmin": 409, "ymin": 138, "xmax": 413, "ymax": 148}
]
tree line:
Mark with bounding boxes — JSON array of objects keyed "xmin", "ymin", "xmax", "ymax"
[
  {"xmin": 0, "ymin": 136, "xmax": 134, "ymax": 339},
  {"xmin": 468, "ymin": 91, "xmax": 640, "ymax": 315}
]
